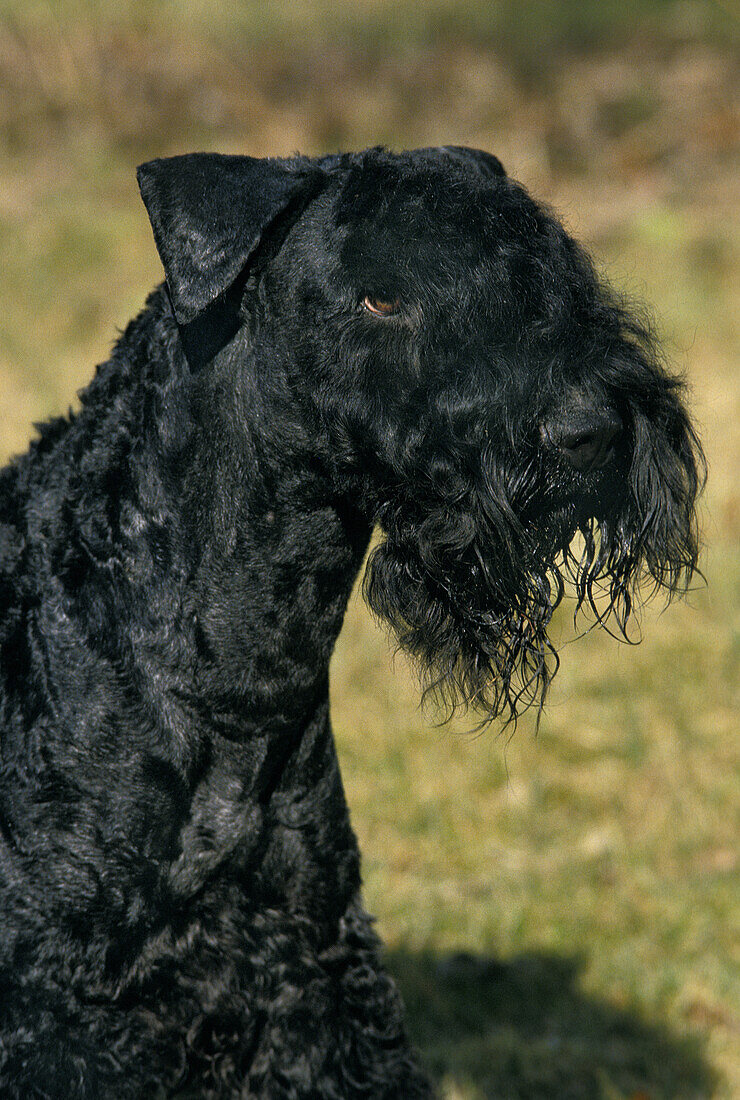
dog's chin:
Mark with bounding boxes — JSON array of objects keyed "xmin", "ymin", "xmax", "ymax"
[
  {"xmin": 364, "ymin": 483, "xmax": 619, "ymax": 726},
  {"xmin": 363, "ymin": 521, "xmax": 561, "ymax": 727}
]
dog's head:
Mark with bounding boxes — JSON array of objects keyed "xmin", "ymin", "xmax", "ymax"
[{"xmin": 139, "ymin": 147, "xmax": 705, "ymax": 724}]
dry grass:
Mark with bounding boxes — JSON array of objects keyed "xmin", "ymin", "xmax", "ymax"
[{"xmin": 0, "ymin": 3, "xmax": 737, "ymax": 1096}]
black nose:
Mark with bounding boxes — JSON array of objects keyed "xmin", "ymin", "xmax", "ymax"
[{"xmin": 541, "ymin": 407, "xmax": 623, "ymax": 472}]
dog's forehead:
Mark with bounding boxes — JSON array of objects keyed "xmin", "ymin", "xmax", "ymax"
[
  {"xmin": 316, "ymin": 153, "xmax": 516, "ymax": 291},
  {"xmin": 332, "ymin": 153, "xmax": 500, "ymax": 236}
]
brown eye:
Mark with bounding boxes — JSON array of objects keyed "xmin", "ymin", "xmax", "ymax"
[{"xmin": 362, "ymin": 295, "xmax": 400, "ymax": 317}]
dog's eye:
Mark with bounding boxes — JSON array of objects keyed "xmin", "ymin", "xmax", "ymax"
[{"xmin": 362, "ymin": 295, "xmax": 400, "ymax": 317}]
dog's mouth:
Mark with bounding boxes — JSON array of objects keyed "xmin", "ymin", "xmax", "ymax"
[
  {"xmin": 520, "ymin": 444, "xmax": 630, "ymax": 557},
  {"xmin": 532, "ymin": 487, "xmax": 622, "ymax": 550}
]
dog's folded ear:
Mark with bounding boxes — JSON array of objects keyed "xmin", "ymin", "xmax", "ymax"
[{"xmin": 137, "ymin": 153, "xmax": 317, "ymax": 326}]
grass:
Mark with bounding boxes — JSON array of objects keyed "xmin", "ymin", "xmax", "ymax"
[
  {"xmin": 331, "ymin": 546, "xmax": 738, "ymax": 1096},
  {"xmin": 0, "ymin": 2, "xmax": 737, "ymax": 1096}
]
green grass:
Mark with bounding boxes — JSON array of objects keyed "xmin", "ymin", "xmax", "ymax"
[{"xmin": 0, "ymin": 4, "xmax": 737, "ymax": 1096}]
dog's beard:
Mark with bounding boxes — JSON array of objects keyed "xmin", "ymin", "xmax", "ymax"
[
  {"xmin": 364, "ymin": 490, "xmax": 567, "ymax": 727},
  {"xmin": 363, "ymin": 399, "xmax": 704, "ymax": 728}
]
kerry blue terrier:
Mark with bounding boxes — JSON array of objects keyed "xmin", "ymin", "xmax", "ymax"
[{"xmin": 0, "ymin": 146, "xmax": 703, "ymax": 1097}]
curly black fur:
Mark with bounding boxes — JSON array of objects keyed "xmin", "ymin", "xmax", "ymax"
[{"xmin": 0, "ymin": 146, "xmax": 703, "ymax": 1097}]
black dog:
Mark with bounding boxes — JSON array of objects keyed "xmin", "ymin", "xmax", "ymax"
[{"xmin": 0, "ymin": 147, "xmax": 703, "ymax": 1097}]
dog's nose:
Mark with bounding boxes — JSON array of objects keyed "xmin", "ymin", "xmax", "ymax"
[{"xmin": 541, "ymin": 407, "xmax": 623, "ymax": 472}]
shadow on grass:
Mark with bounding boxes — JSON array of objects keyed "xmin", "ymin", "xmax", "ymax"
[{"xmin": 386, "ymin": 949, "xmax": 716, "ymax": 1099}]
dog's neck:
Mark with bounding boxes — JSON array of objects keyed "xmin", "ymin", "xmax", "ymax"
[
  {"xmin": 175, "ymin": 327, "xmax": 373, "ymax": 736},
  {"xmin": 37, "ymin": 288, "xmax": 372, "ymax": 747}
]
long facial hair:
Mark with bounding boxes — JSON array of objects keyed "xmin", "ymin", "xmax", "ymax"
[{"xmin": 362, "ymin": 351, "xmax": 705, "ymax": 729}]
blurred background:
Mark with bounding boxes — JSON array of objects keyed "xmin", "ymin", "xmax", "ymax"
[{"xmin": 0, "ymin": 2, "xmax": 737, "ymax": 1096}]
